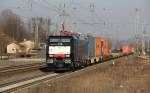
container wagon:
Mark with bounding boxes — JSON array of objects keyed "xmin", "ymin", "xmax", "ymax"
[
  {"xmin": 110, "ymin": 47, "xmax": 123, "ymax": 58},
  {"xmin": 122, "ymin": 45, "xmax": 131, "ymax": 55},
  {"xmin": 87, "ymin": 36, "xmax": 95, "ymax": 64},
  {"xmin": 101, "ymin": 39, "xmax": 109, "ymax": 60},
  {"xmin": 94, "ymin": 37, "xmax": 101, "ymax": 62}
]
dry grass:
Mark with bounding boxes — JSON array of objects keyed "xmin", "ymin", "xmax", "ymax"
[{"xmin": 13, "ymin": 56, "xmax": 150, "ymax": 93}]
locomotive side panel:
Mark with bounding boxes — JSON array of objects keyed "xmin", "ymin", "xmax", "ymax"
[{"xmin": 72, "ymin": 38, "xmax": 88, "ymax": 65}]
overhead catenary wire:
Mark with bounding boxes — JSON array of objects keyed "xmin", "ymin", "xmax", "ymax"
[
  {"xmin": 30, "ymin": 0, "xmax": 60, "ymax": 13},
  {"xmin": 2, "ymin": 0, "xmax": 149, "ymax": 40},
  {"xmin": 42, "ymin": 0, "xmax": 61, "ymax": 11}
]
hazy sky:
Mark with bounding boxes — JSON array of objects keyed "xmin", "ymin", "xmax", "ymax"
[{"xmin": 0, "ymin": 0, "xmax": 150, "ymax": 40}]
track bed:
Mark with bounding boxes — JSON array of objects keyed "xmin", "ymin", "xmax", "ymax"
[
  {"xmin": 1, "ymin": 55, "xmax": 150, "ymax": 93},
  {"xmin": 44, "ymin": 56, "xmax": 150, "ymax": 93}
]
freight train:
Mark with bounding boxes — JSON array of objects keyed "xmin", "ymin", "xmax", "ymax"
[
  {"xmin": 46, "ymin": 33, "xmax": 112, "ymax": 70},
  {"xmin": 110, "ymin": 45, "xmax": 134, "ymax": 58},
  {"xmin": 46, "ymin": 31, "xmax": 134, "ymax": 70}
]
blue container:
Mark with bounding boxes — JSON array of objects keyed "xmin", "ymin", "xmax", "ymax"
[
  {"xmin": 72, "ymin": 35, "xmax": 88, "ymax": 62},
  {"xmin": 88, "ymin": 36, "xmax": 95, "ymax": 58}
]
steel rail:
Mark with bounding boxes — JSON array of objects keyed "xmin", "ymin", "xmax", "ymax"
[{"xmin": 0, "ymin": 55, "xmax": 132, "ymax": 93}]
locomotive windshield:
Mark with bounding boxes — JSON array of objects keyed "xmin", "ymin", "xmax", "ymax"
[
  {"xmin": 47, "ymin": 36, "xmax": 71, "ymax": 56},
  {"xmin": 49, "ymin": 38, "xmax": 71, "ymax": 46}
]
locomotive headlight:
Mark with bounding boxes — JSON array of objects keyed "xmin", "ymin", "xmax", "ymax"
[
  {"xmin": 65, "ymin": 59, "xmax": 71, "ymax": 63},
  {"xmin": 47, "ymin": 59, "xmax": 53, "ymax": 63},
  {"xmin": 49, "ymin": 54, "xmax": 53, "ymax": 57},
  {"xmin": 65, "ymin": 54, "xmax": 70, "ymax": 57}
]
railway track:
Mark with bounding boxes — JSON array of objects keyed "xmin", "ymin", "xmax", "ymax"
[
  {"xmin": 0, "ymin": 62, "xmax": 48, "ymax": 89},
  {"xmin": 0, "ymin": 55, "xmax": 132, "ymax": 93},
  {"xmin": 0, "ymin": 63, "xmax": 46, "ymax": 76}
]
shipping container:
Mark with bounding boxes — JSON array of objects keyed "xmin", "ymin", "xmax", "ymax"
[
  {"xmin": 72, "ymin": 35, "xmax": 88, "ymax": 62},
  {"xmin": 103, "ymin": 39, "xmax": 109, "ymax": 56},
  {"xmin": 88, "ymin": 36, "xmax": 95, "ymax": 58},
  {"xmin": 101, "ymin": 40, "xmax": 104, "ymax": 56},
  {"xmin": 101, "ymin": 38, "xmax": 109, "ymax": 57},
  {"xmin": 122, "ymin": 45, "xmax": 131, "ymax": 54},
  {"xmin": 95, "ymin": 37, "xmax": 101, "ymax": 57},
  {"xmin": 87, "ymin": 36, "xmax": 95, "ymax": 63}
]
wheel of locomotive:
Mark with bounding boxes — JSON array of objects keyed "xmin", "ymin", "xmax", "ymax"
[
  {"xmin": 71, "ymin": 62, "xmax": 76, "ymax": 71},
  {"xmin": 74, "ymin": 61, "xmax": 81, "ymax": 68},
  {"xmin": 88, "ymin": 60, "xmax": 92, "ymax": 65},
  {"xmin": 84, "ymin": 60, "xmax": 88, "ymax": 67},
  {"xmin": 94, "ymin": 59, "xmax": 97, "ymax": 64},
  {"xmin": 83, "ymin": 60, "xmax": 88, "ymax": 67},
  {"xmin": 81, "ymin": 60, "xmax": 85, "ymax": 68},
  {"xmin": 86, "ymin": 59, "xmax": 90, "ymax": 66},
  {"xmin": 98, "ymin": 58, "xmax": 102, "ymax": 63}
]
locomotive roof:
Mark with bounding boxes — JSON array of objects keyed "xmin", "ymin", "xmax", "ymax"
[{"xmin": 48, "ymin": 35, "xmax": 88, "ymax": 40}]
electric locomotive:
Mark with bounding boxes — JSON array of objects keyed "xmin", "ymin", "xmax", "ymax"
[{"xmin": 46, "ymin": 35, "xmax": 88, "ymax": 70}]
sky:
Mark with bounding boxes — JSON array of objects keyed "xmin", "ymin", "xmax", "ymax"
[{"xmin": 0, "ymin": 0, "xmax": 150, "ymax": 40}]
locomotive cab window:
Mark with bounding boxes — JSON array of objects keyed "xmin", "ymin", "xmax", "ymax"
[{"xmin": 49, "ymin": 38, "xmax": 71, "ymax": 46}]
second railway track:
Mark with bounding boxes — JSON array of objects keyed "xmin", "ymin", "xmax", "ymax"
[
  {"xmin": 0, "ymin": 55, "xmax": 132, "ymax": 93},
  {"xmin": 0, "ymin": 63, "xmax": 46, "ymax": 76}
]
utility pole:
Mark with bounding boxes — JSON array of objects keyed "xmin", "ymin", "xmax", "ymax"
[
  {"xmin": 31, "ymin": 18, "xmax": 36, "ymax": 49},
  {"xmin": 29, "ymin": 0, "xmax": 33, "ymax": 33},
  {"xmin": 0, "ymin": 43, "xmax": 2, "ymax": 60},
  {"xmin": 60, "ymin": 3, "xmax": 66, "ymax": 32},
  {"xmin": 135, "ymin": 8, "xmax": 140, "ymax": 56},
  {"xmin": 90, "ymin": 2, "xmax": 95, "ymax": 13},
  {"xmin": 142, "ymin": 23, "xmax": 146, "ymax": 55},
  {"xmin": 0, "ymin": 34, "xmax": 5, "ymax": 60},
  {"xmin": 46, "ymin": 18, "xmax": 51, "ymax": 39},
  {"xmin": 58, "ymin": 2, "xmax": 70, "ymax": 35},
  {"xmin": 147, "ymin": 31, "xmax": 150, "ymax": 59},
  {"xmin": 149, "ymin": 38, "xmax": 150, "ymax": 59},
  {"xmin": 103, "ymin": 8, "xmax": 111, "ymax": 38},
  {"xmin": 35, "ymin": 17, "xmax": 40, "ymax": 49},
  {"xmin": 32, "ymin": 17, "xmax": 40, "ymax": 49},
  {"xmin": 16, "ymin": 16, "xmax": 20, "ymax": 42},
  {"xmin": 48, "ymin": 18, "xmax": 51, "ymax": 36},
  {"xmin": 89, "ymin": 2, "xmax": 96, "ymax": 35}
]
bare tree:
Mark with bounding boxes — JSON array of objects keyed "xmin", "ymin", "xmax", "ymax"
[
  {"xmin": 0, "ymin": 9, "xmax": 29, "ymax": 54},
  {"xmin": 0, "ymin": 9, "xmax": 29, "ymax": 42}
]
